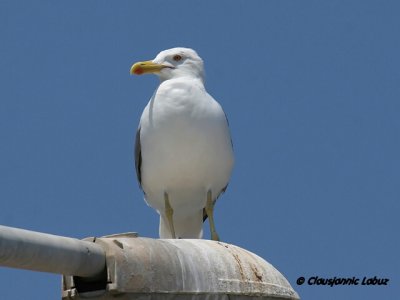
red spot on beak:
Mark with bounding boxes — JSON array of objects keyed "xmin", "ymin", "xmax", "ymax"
[{"xmin": 134, "ymin": 67, "xmax": 143, "ymax": 75}]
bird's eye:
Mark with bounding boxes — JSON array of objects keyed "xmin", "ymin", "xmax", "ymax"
[{"xmin": 173, "ymin": 54, "xmax": 182, "ymax": 61}]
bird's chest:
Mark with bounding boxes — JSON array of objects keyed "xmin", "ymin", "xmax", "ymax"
[
  {"xmin": 141, "ymin": 86, "xmax": 215, "ymax": 142},
  {"xmin": 141, "ymin": 100, "xmax": 212, "ymax": 154},
  {"xmin": 139, "ymin": 89, "xmax": 221, "ymax": 177}
]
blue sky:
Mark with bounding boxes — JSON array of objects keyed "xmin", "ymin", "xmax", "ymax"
[{"xmin": 1, "ymin": 1, "xmax": 399, "ymax": 299}]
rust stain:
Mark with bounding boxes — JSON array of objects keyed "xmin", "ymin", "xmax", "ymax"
[
  {"xmin": 231, "ymin": 252, "xmax": 245, "ymax": 281},
  {"xmin": 221, "ymin": 242, "xmax": 264, "ymax": 283},
  {"xmin": 251, "ymin": 264, "xmax": 263, "ymax": 282},
  {"xmin": 217, "ymin": 241, "xmax": 230, "ymax": 248}
]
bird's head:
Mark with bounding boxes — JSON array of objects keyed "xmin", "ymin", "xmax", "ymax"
[{"xmin": 130, "ymin": 47, "xmax": 204, "ymax": 82}]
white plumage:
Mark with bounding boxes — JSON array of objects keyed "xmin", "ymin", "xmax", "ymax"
[{"xmin": 131, "ymin": 48, "xmax": 234, "ymax": 240}]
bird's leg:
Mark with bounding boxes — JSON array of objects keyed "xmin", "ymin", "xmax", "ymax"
[
  {"xmin": 206, "ymin": 190, "xmax": 220, "ymax": 241},
  {"xmin": 164, "ymin": 192, "xmax": 176, "ymax": 239}
]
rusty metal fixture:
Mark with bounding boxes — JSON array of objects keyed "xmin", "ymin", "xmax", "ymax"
[
  {"xmin": 63, "ymin": 233, "xmax": 300, "ymax": 300},
  {"xmin": 0, "ymin": 225, "xmax": 299, "ymax": 299}
]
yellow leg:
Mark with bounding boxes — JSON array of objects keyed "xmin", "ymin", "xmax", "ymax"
[
  {"xmin": 206, "ymin": 190, "xmax": 220, "ymax": 241},
  {"xmin": 164, "ymin": 192, "xmax": 176, "ymax": 239}
]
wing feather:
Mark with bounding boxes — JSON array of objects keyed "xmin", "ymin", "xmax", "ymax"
[{"xmin": 134, "ymin": 126, "xmax": 143, "ymax": 189}]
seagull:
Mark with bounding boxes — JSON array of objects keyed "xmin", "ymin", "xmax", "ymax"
[{"xmin": 130, "ymin": 47, "xmax": 234, "ymax": 240}]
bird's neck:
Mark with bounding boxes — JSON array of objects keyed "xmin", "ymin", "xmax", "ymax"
[{"xmin": 159, "ymin": 72, "xmax": 205, "ymax": 85}]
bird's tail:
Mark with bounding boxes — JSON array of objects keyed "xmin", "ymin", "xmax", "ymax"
[{"xmin": 159, "ymin": 210, "xmax": 203, "ymax": 239}]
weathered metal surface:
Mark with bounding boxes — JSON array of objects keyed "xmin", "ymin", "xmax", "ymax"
[
  {"xmin": 0, "ymin": 225, "xmax": 105, "ymax": 277},
  {"xmin": 63, "ymin": 234, "xmax": 299, "ymax": 300}
]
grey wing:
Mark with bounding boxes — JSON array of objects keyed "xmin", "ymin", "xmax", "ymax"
[
  {"xmin": 134, "ymin": 126, "xmax": 142, "ymax": 189},
  {"xmin": 202, "ymin": 184, "xmax": 229, "ymax": 222},
  {"xmin": 203, "ymin": 112, "xmax": 233, "ymax": 222},
  {"xmin": 224, "ymin": 111, "xmax": 234, "ymax": 149}
]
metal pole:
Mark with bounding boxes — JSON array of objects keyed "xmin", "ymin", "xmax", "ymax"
[{"xmin": 0, "ymin": 225, "xmax": 105, "ymax": 277}]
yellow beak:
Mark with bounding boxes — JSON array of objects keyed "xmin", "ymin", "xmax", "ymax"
[{"xmin": 130, "ymin": 60, "xmax": 167, "ymax": 75}]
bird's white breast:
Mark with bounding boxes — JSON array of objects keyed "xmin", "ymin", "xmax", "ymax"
[{"xmin": 139, "ymin": 78, "xmax": 234, "ymax": 215}]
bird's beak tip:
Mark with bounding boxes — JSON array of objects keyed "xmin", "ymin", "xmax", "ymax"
[{"xmin": 130, "ymin": 60, "xmax": 163, "ymax": 76}]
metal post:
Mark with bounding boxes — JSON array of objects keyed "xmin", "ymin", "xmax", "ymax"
[
  {"xmin": 0, "ymin": 225, "xmax": 105, "ymax": 277},
  {"xmin": 0, "ymin": 226, "xmax": 300, "ymax": 299}
]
